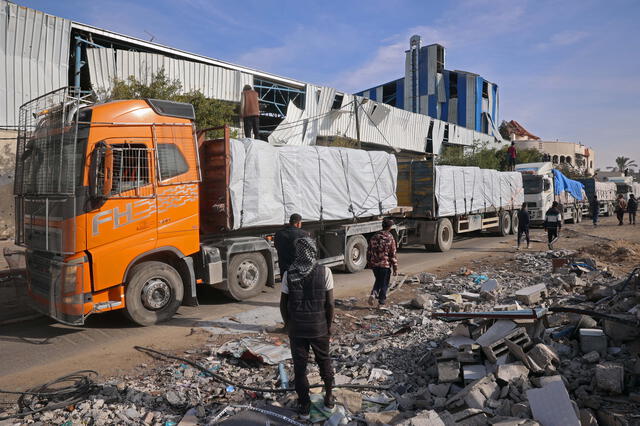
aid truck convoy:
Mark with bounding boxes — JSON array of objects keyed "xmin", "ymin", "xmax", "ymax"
[
  {"xmin": 576, "ymin": 178, "xmax": 617, "ymax": 217},
  {"xmin": 15, "ymin": 89, "xmax": 524, "ymax": 326},
  {"xmin": 515, "ymin": 162, "xmax": 587, "ymax": 225}
]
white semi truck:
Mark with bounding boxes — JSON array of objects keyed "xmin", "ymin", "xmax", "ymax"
[{"xmin": 515, "ymin": 162, "xmax": 587, "ymax": 226}]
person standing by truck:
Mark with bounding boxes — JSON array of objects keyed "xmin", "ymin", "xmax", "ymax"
[
  {"xmin": 279, "ymin": 238, "xmax": 335, "ymax": 418},
  {"xmin": 544, "ymin": 201, "xmax": 562, "ymax": 250},
  {"xmin": 366, "ymin": 218, "xmax": 398, "ymax": 307},
  {"xmin": 275, "ymin": 214, "xmax": 309, "ymax": 277},
  {"xmin": 516, "ymin": 203, "xmax": 531, "ymax": 250},
  {"xmin": 507, "ymin": 142, "xmax": 517, "ymax": 171},
  {"xmin": 628, "ymin": 194, "xmax": 637, "ymax": 225},
  {"xmin": 615, "ymin": 194, "xmax": 627, "ymax": 226},
  {"xmin": 590, "ymin": 195, "xmax": 599, "ymax": 226},
  {"xmin": 240, "ymin": 84, "xmax": 260, "ymax": 139}
]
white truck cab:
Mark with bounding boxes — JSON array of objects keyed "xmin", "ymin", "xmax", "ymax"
[{"xmin": 515, "ymin": 162, "xmax": 554, "ymax": 224}]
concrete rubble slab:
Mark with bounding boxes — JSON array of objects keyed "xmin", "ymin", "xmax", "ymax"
[
  {"xmin": 579, "ymin": 328, "xmax": 607, "ymax": 355},
  {"xmin": 526, "ymin": 380, "xmax": 580, "ymax": 426},
  {"xmin": 595, "ymin": 362, "xmax": 624, "ymax": 394},
  {"xmin": 514, "ymin": 284, "xmax": 547, "ymax": 305}
]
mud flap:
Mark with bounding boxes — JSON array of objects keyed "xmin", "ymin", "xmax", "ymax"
[{"xmin": 180, "ymin": 256, "xmax": 198, "ymax": 307}]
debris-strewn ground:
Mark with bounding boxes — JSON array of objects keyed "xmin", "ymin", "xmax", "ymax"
[{"xmin": 2, "ymin": 225, "xmax": 639, "ymax": 425}]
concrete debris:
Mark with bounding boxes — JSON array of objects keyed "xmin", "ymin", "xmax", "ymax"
[{"xmin": 2, "ymin": 250, "xmax": 639, "ymax": 425}]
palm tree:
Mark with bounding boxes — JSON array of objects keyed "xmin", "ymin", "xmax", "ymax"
[{"xmin": 607, "ymin": 156, "xmax": 637, "ymax": 173}]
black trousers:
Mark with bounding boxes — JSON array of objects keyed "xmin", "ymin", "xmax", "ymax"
[
  {"xmin": 243, "ymin": 116, "xmax": 260, "ymax": 139},
  {"xmin": 371, "ymin": 267, "xmax": 391, "ymax": 304},
  {"xmin": 290, "ymin": 336, "xmax": 333, "ymax": 404},
  {"xmin": 547, "ymin": 228, "xmax": 558, "ymax": 243},
  {"xmin": 517, "ymin": 227, "xmax": 530, "ymax": 246},
  {"xmin": 629, "ymin": 211, "xmax": 636, "ymax": 224},
  {"xmin": 617, "ymin": 210, "xmax": 625, "ymax": 225}
]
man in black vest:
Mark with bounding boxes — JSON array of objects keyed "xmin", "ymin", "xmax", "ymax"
[
  {"xmin": 280, "ymin": 237, "xmax": 335, "ymax": 419},
  {"xmin": 275, "ymin": 213, "xmax": 309, "ymax": 276}
]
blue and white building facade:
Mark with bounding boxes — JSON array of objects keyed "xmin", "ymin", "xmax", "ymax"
[{"xmin": 356, "ymin": 35, "xmax": 500, "ymax": 136}]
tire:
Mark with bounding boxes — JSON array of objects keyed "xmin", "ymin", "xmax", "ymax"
[
  {"xmin": 225, "ymin": 252, "xmax": 268, "ymax": 301},
  {"xmin": 344, "ymin": 235, "xmax": 368, "ymax": 273},
  {"xmin": 566, "ymin": 208, "xmax": 577, "ymax": 224},
  {"xmin": 435, "ymin": 218, "xmax": 453, "ymax": 252},
  {"xmin": 498, "ymin": 211, "xmax": 511, "ymax": 237},
  {"xmin": 124, "ymin": 261, "xmax": 184, "ymax": 326},
  {"xmin": 510, "ymin": 210, "xmax": 519, "ymax": 234}
]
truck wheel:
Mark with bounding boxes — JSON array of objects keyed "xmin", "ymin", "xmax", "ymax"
[
  {"xmin": 225, "ymin": 253, "xmax": 268, "ymax": 301},
  {"xmin": 344, "ymin": 235, "xmax": 368, "ymax": 273},
  {"xmin": 511, "ymin": 210, "xmax": 519, "ymax": 234},
  {"xmin": 435, "ymin": 218, "xmax": 453, "ymax": 252},
  {"xmin": 124, "ymin": 261, "xmax": 184, "ymax": 326},
  {"xmin": 566, "ymin": 208, "xmax": 577, "ymax": 224},
  {"xmin": 498, "ymin": 211, "xmax": 511, "ymax": 237}
]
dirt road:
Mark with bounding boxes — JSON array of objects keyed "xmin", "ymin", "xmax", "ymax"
[{"xmin": 1, "ymin": 215, "xmax": 636, "ymax": 391}]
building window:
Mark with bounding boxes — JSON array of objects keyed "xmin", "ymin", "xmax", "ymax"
[
  {"xmin": 482, "ymin": 81, "xmax": 489, "ymax": 99},
  {"xmin": 449, "ymin": 73, "xmax": 458, "ymax": 99},
  {"xmin": 566, "ymin": 156, "xmax": 572, "ymax": 164},
  {"xmin": 560, "ymin": 156, "xmax": 565, "ymax": 163},
  {"xmin": 552, "ymin": 155, "xmax": 559, "ymax": 164}
]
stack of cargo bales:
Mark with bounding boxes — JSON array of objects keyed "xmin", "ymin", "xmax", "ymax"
[
  {"xmin": 228, "ymin": 139, "xmax": 398, "ymax": 229},
  {"xmin": 434, "ymin": 166, "xmax": 523, "ymax": 217}
]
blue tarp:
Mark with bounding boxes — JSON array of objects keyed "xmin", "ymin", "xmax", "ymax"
[{"xmin": 552, "ymin": 169, "xmax": 585, "ymax": 201}]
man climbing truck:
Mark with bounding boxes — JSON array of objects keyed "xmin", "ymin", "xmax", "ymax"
[{"xmin": 14, "ymin": 89, "xmax": 399, "ymax": 326}]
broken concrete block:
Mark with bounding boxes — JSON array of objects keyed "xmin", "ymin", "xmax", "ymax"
[
  {"xmin": 364, "ymin": 410, "xmax": 403, "ymax": 425},
  {"xmin": 410, "ymin": 294, "xmax": 432, "ymax": 309},
  {"xmin": 581, "ymin": 351, "xmax": 600, "ymax": 363},
  {"xmin": 437, "ymin": 359, "xmax": 460, "ymax": 383},
  {"xmin": 527, "ymin": 380, "xmax": 580, "ymax": 426},
  {"xmin": 462, "ymin": 364, "xmax": 487, "ymax": 383},
  {"xmin": 408, "ymin": 410, "xmax": 445, "ymax": 426},
  {"xmin": 496, "ymin": 363, "xmax": 529, "ymax": 384},
  {"xmin": 514, "ymin": 284, "xmax": 547, "ymax": 305},
  {"xmin": 526, "ymin": 344, "xmax": 559, "ymax": 370},
  {"xmin": 603, "ymin": 319, "xmax": 640, "ymax": 342},
  {"xmin": 445, "ymin": 335, "xmax": 475, "ymax": 349},
  {"xmin": 537, "ymin": 375, "xmax": 563, "ymax": 387},
  {"xmin": 475, "ymin": 320, "xmax": 517, "ymax": 347},
  {"xmin": 442, "ymin": 294, "xmax": 463, "ymax": 304},
  {"xmin": 464, "ymin": 389, "xmax": 486, "ymax": 409},
  {"xmin": 460, "ymin": 291, "xmax": 481, "ymax": 301},
  {"xmin": 428, "ymin": 383, "xmax": 451, "ymax": 398},
  {"xmin": 482, "ymin": 327, "xmax": 532, "ymax": 363},
  {"xmin": 480, "ymin": 278, "xmax": 498, "ymax": 293},
  {"xmin": 595, "ymin": 362, "xmax": 624, "ymax": 394},
  {"xmin": 579, "ymin": 409, "xmax": 598, "ymax": 426},
  {"xmin": 579, "ymin": 328, "xmax": 607, "ymax": 355}
]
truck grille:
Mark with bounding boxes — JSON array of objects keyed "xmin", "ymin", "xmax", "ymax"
[{"xmin": 26, "ymin": 254, "xmax": 59, "ymax": 296}]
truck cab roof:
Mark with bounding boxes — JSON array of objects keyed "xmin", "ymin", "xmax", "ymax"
[{"xmin": 515, "ymin": 162, "xmax": 553, "ymax": 175}]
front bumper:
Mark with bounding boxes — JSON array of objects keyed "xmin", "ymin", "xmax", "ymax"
[{"xmin": 26, "ymin": 251, "xmax": 89, "ymax": 325}]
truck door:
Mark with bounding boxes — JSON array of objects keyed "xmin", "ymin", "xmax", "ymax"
[{"xmin": 86, "ymin": 136, "xmax": 158, "ymax": 292}]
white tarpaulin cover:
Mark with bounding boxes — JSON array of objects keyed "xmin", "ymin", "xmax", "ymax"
[
  {"xmin": 435, "ymin": 166, "xmax": 523, "ymax": 217},
  {"xmin": 229, "ymin": 139, "xmax": 398, "ymax": 229}
]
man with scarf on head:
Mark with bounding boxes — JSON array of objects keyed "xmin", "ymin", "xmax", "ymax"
[{"xmin": 280, "ymin": 237, "xmax": 335, "ymax": 419}]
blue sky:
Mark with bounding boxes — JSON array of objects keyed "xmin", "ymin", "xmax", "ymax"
[{"xmin": 20, "ymin": 0, "xmax": 640, "ymax": 168}]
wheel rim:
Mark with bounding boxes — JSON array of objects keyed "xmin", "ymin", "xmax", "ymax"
[
  {"xmin": 236, "ymin": 260, "xmax": 259, "ymax": 290},
  {"xmin": 141, "ymin": 277, "xmax": 172, "ymax": 310},
  {"xmin": 442, "ymin": 226, "xmax": 451, "ymax": 243},
  {"xmin": 351, "ymin": 244, "xmax": 362, "ymax": 263},
  {"xmin": 503, "ymin": 215, "xmax": 510, "ymax": 233}
]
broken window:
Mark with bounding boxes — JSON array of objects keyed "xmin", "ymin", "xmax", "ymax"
[
  {"xmin": 331, "ymin": 94, "xmax": 344, "ymax": 110},
  {"xmin": 450, "ymin": 73, "xmax": 458, "ymax": 99},
  {"xmin": 482, "ymin": 81, "xmax": 489, "ymax": 99}
]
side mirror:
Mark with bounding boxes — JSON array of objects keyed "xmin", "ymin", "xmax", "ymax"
[{"xmin": 89, "ymin": 143, "xmax": 113, "ymax": 199}]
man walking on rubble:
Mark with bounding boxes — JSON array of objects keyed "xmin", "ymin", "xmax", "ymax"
[
  {"xmin": 544, "ymin": 201, "xmax": 562, "ymax": 250},
  {"xmin": 516, "ymin": 202, "xmax": 530, "ymax": 250},
  {"xmin": 280, "ymin": 238, "xmax": 335, "ymax": 419},
  {"xmin": 590, "ymin": 195, "xmax": 599, "ymax": 226},
  {"xmin": 275, "ymin": 213, "xmax": 309, "ymax": 278},
  {"xmin": 367, "ymin": 218, "xmax": 398, "ymax": 307},
  {"xmin": 628, "ymin": 194, "xmax": 637, "ymax": 225},
  {"xmin": 615, "ymin": 194, "xmax": 627, "ymax": 226}
]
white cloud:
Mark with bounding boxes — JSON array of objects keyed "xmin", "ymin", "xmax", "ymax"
[{"xmin": 536, "ymin": 30, "xmax": 589, "ymax": 50}]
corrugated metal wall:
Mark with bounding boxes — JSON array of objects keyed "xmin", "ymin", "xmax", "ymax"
[
  {"xmin": 0, "ymin": 1, "xmax": 71, "ymax": 126},
  {"xmin": 86, "ymin": 48, "xmax": 252, "ymax": 102}
]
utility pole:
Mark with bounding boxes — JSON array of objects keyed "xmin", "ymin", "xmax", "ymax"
[{"xmin": 353, "ymin": 98, "xmax": 361, "ymax": 149}]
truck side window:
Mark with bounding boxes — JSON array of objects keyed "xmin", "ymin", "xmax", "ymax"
[
  {"xmin": 111, "ymin": 143, "xmax": 150, "ymax": 194},
  {"xmin": 157, "ymin": 143, "xmax": 189, "ymax": 180}
]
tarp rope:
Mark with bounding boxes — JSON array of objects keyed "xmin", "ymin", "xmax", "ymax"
[
  {"xmin": 314, "ymin": 147, "xmax": 323, "ymax": 221},
  {"xmin": 277, "ymin": 151, "xmax": 288, "ymax": 224},
  {"xmin": 366, "ymin": 151, "xmax": 383, "ymax": 215},
  {"xmin": 239, "ymin": 141, "xmax": 249, "ymax": 228},
  {"xmin": 339, "ymin": 150, "xmax": 356, "ymax": 219}
]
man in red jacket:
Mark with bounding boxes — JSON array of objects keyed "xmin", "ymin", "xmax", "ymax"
[
  {"xmin": 240, "ymin": 85, "xmax": 260, "ymax": 139},
  {"xmin": 366, "ymin": 218, "xmax": 398, "ymax": 307}
]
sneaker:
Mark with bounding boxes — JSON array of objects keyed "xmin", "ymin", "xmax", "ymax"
[
  {"xmin": 324, "ymin": 394, "xmax": 335, "ymax": 410},
  {"xmin": 526, "ymin": 243, "xmax": 530, "ymax": 249},
  {"xmin": 298, "ymin": 400, "xmax": 311, "ymax": 419},
  {"xmin": 368, "ymin": 294, "xmax": 375, "ymax": 306}
]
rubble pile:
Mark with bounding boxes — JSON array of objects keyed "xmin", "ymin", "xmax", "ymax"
[{"xmin": 1, "ymin": 250, "xmax": 639, "ymax": 425}]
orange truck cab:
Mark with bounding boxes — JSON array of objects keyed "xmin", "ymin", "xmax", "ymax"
[{"xmin": 14, "ymin": 89, "xmax": 278, "ymax": 326}]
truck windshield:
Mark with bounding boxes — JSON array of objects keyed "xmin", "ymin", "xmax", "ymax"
[
  {"xmin": 522, "ymin": 175, "xmax": 543, "ymax": 194},
  {"xmin": 17, "ymin": 126, "xmax": 87, "ymax": 195}
]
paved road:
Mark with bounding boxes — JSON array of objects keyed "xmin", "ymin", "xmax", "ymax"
[{"xmin": 0, "ymin": 231, "xmax": 530, "ymax": 390}]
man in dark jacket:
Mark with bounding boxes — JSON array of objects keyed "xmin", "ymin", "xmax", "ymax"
[
  {"xmin": 240, "ymin": 84, "xmax": 260, "ymax": 139},
  {"xmin": 628, "ymin": 194, "xmax": 637, "ymax": 225},
  {"xmin": 590, "ymin": 196, "xmax": 599, "ymax": 226},
  {"xmin": 544, "ymin": 201, "xmax": 562, "ymax": 250},
  {"xmin": 275, "ymin": 214, "xmax": 309, "ymax": 277},
  {"xmin": 516, "ymin": 203, "xmax": 530, "ymax": 250},
  {"xmin": 280, "ymin": 238, "xmax": 335, "ymax": 418}
]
